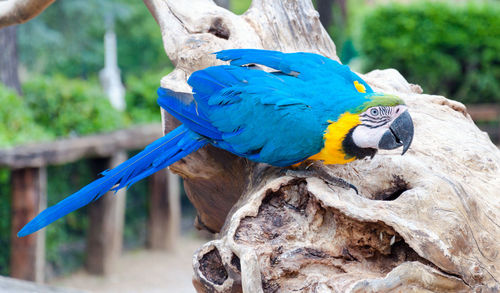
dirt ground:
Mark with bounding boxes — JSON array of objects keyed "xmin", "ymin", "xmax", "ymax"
[{"xmin": 49, "ymin": 235, "xmax": 206, "ymax": 293}]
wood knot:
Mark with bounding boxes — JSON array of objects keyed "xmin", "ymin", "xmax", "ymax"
[
  {"xmin": 209, "ymin": 17, "xmax": 230, "ymax": 40},
  {"xmin": 199, "ymin": 247, "xmax": 228, "ymax": 285},
  {"xmin": 373, "ymin": 175, "xmax": 410, "ymax": 201}
]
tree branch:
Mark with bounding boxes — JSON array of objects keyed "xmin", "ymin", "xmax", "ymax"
[{"xmin": 0, "ymin": 0, "xmax": 55, "ymax": 29}]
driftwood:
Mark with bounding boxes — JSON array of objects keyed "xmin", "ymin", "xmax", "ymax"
[{"xmin": 145, "ymin": 0, "xmax": 500, "ymax": 292}]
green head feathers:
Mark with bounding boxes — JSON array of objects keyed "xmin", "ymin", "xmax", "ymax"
[{"xmin": 352, "ymin": 94, "xmax": 406, "ymax": 114}]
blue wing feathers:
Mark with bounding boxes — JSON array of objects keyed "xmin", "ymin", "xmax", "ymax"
[
  {"xmin": 157, "ymin": 88, "xmax": 223, "ymax": 140},
  {"xmin": 215, "ymin": 49, "xmax": 374, "ymax": 93},
  {"xmin": 160, "ymin": 57, "xmax": 327, "ymax": 165},
  {"xmin": 18, "ymin": 125, "xmax": 207, "ymax": 237},
  {"xmin": 188, "ymin": 66, "xmax": 241, "ymax": 101},
  {"xmin": 215, "ymin": 49, "xmax": 287, "ymax": 71},
  {"xmin": 207, "ymin": 88, "xmax": 243, "ymax": 106},
  {"xmin": 215, "ymin": 49, "xmax": 325, "ymax": 74}
]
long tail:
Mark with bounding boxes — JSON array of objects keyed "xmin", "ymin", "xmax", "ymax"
[{"xmin": 18, "ymin": 125, "xmax": 207, "ymax": 237}]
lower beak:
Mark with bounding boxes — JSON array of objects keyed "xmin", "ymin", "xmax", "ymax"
[{"xmin": 378, "ymin": 110, "xmax": 414, "ymax": 155}]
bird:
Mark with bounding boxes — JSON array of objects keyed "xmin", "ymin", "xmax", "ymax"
[{"xmin": 18, "ymin": 49, "xmax": 414, "ymax": 237}]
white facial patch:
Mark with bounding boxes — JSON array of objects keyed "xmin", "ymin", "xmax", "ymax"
[{"xmin": 352, "ymin": 125, "xmax": 389, "ymax": 149}]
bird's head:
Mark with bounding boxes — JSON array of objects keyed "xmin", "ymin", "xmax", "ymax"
[
  {"xmin": 344, "ymin": 94, "xmax": 414, "ymax": 160},
  {"xmin": 310, "ymin": 93, "xmax": 414, "ymax": 165}
]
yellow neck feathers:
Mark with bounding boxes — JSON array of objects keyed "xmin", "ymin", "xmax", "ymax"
[{"xmin": 308, "ymin": 113, "xmax": 361, "ymax": 165}]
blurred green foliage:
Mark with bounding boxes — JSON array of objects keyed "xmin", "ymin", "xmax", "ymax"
[
  {"xmin": 0, "ymin": 85, "xmax": 52, "ymax": 148},
  {"xmin": 359, "ymin": 2, "xmax": 500, "ymax": 104},
  {"xmin": 18, "ymin": 0, "xmax": 170, "ymax": 78},
  {"xmin": 22, "ymin": 75, "xmax": 129, "ymax": 137},
  {"xmin": 0, "ymin": 70, "xmax": 167, "ymax": 148},
  {"xmin": 230, "ymin": 0, "xmax": 251, "ymax": 14},
  {"xmin": 115, "ymin": 1, "xmax": 171, "ymax": 76},
  {"xmin": 124, "ymin": 70, "xmax": 166, "ymax": 123}
]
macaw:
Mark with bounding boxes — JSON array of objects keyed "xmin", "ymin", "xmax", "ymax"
[{"xmin": 18, "ymin": 49, "xmax": 413, "ymax": 237}]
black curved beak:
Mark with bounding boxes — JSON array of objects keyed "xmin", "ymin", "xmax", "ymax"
[{"xmin": 378, "ymin": 110, "xmax": 414, "ymax": 155}]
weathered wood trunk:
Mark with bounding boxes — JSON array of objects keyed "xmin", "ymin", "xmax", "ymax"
[{"xmin": 144, "ymin": 0, "xmax": 500, "ymax": 292}]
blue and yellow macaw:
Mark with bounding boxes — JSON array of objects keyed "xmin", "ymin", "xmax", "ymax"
[{"xmin": 18, "ymin": 49, "xmax": 413, "ymax": 237}]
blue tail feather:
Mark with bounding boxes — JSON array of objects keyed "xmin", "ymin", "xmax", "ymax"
[{"xmin": 18, "ymin": 125, "xmax": 207, "ymax": 237}]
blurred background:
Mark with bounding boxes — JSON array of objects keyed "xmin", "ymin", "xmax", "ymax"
[{"xmin": 0, "ymin": 0, "xmax": 498, "ymax": 291}]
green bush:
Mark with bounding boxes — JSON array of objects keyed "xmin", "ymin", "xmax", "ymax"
[
  {"xmin": 125, "ymin": 70, "xmax": 169, "ymax": 123},
  {"xmin": 22, "ymin": 75, "xmax": 129, "ymax": 137},
  {"xmin": 358, "ymin": 2, "xmax": 500, "ymax": 104},
  {"xmin": 115, "ymin": 0, "xmax": 172, "ymax": 76},
  {"xmin": 0, "ymin": 84, "xmax": 51, "ymax": 148}
]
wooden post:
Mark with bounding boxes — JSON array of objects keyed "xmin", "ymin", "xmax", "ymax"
[
  {"xmin": 10, "ymin": 167, "xmax": 46, "ymax": 282},
  {"xmin": 85, "ymin": 152, "xmax": 127, "ymax": 275},
  {"xmin": 147, "ymin": 169, "xmax": 181, "ymax": 250}
]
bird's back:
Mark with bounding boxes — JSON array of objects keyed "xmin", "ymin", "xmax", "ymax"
[{"xmin": 159, "ymin": 49, "xmax": 375, "ymax": 166}]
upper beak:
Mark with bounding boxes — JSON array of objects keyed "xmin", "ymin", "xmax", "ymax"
[{"xmin": 378, "ymin": 110, "xmax": 414, "ymax": 155}]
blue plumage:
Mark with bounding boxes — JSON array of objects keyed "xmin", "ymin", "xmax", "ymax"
[{"xmin": 19, "ymin": 49, "xmax": 377, "ymax": 236}]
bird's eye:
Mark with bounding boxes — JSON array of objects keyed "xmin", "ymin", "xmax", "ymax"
[{"xmin": 370, "ymin": 108, "xmax": 379, "ymax": 116}]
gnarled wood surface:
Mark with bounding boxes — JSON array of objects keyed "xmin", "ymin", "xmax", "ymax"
[{"xmin": 145, "ymin": 0, "xmax": 500, "ymax": 291}]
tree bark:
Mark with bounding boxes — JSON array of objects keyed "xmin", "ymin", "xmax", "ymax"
[
  {"xmin": 145, "ymin": 0, "xmax": 500, "ymax": 292},
  {"xmin": 0, "ymin": 26, "xmax": 22, "ymax": 95}
]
